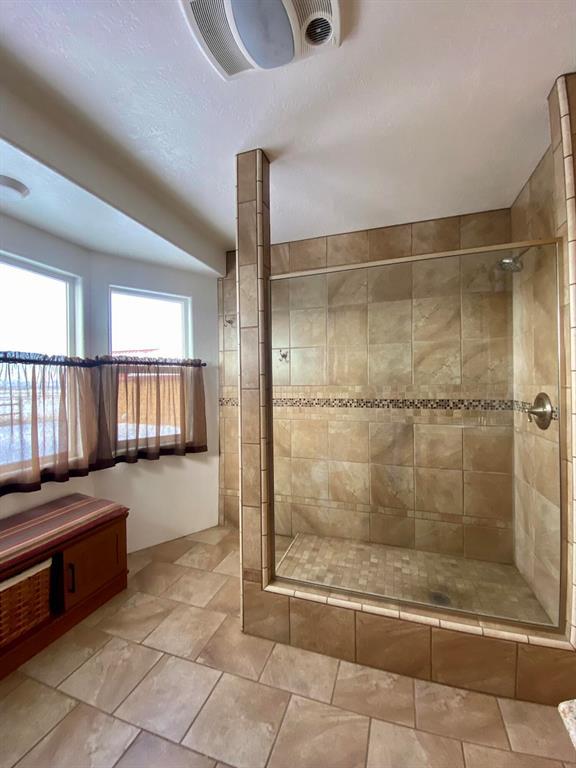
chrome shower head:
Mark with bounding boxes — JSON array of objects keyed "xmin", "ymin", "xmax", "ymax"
[{"xmin": 498, "ymin": 254, "xmax": 523, "ymax": 272}]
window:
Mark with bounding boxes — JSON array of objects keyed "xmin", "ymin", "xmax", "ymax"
[
  {"xmin": 0, "ymin": 271, "xmax": 207, "ymax": 497},
  {"xmin": 110, "ymin": 288, "xmax": 191, "ymax": 445},
  {"xmin": 0, "ymin": 256, "xmax": 78, "ymax": 470},
  {"xmin": 0, "ymin": 257, "xmax": 76, "ymax": 355},
  {"xmin": 110, "ymin": 288, "xmax": 190, "ymax": 359}
]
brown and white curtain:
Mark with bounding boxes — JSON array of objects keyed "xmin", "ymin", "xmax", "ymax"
[{"xmin": 0, "ymin": 353, "xmax": 207, "ymax": 496}]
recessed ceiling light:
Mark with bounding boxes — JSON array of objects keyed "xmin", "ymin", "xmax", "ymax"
[{"xmin": 0, "ymin": 175, "xmax": 30, "ymax": 201}]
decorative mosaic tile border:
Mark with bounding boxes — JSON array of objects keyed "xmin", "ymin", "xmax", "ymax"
[
  {"xmin": 220, "ymin": 397, "xmax": 240, "ymax": 406},
  {"xmin": 220, "ymin": 396, "xmax": 558, "ymax": 419},
  {"xmin": 271, "ymin": 397, "xmax": 514, "ymax": 411}
]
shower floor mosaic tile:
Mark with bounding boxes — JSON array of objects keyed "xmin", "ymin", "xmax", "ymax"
[{"xmin": 276, "ymin": 533, "xmax": 552, "ymax": 625}]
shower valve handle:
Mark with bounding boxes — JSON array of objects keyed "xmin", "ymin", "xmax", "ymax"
[{"xmin": 527, "ymin": 392, "xmax": 553, "ymax": 430}]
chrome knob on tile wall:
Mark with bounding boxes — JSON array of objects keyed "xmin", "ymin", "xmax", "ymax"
[{"xmin": 527, "ymin": 392, "xmax": 553, "ymax": 430}]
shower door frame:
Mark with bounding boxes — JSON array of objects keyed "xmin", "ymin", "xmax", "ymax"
[{"xmin": 268, "ymin": 237, "xmax": 568, "ymax": 634}]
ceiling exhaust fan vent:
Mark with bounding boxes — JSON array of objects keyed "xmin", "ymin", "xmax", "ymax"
[
  {"xmin": 305, "ymin": 16, "xmax": 332, "ymax": 45},
  {"xmin": 187, "ymin": 0, "xmax": 253, "ymax": 77},
  {"xmin": 182, "ymin": 0, "xmax": 341, "ymax": 80}
]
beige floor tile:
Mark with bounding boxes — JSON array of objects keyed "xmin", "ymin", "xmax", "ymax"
[
  {"xmin": 463, "ymin": 743, "xmax": 567, "ymax": 768},
  {"xmin": 143, "ymin": 604, "xmax": 226, "ymax": 658},
  {"xmin": 196, "ymin": 616, "xmax": 273, "ymax": 680},
  {"xmin": 182, "ymin": 673, "xmax": 289, "ymax": 768},
  {"xmin": 21, "ymin": 624, "xmax": 109, "ymax": 687},
  {"xmin": 116, "ymin": 655, "xmax": 220, "ymax": 741},
  {"xmin": 259, "ymin": 643, "xmax": 339, "ymax": 702},
  {"xmin": 367, "ymin": 719, "xmax": 465, "ymax": 768},
  {"xmin": 162, "ymin": 568, "xmax": 228, "ymax": 608},
  {"xmin": 115, "ymin": 732, "xmax": 216, "ymax": 768},
  {"xmin": 96, "ymin": 592, "xmax": 179, "ymax": 642},
  {"xmin": 206, "ymin": 577, "xmax": 241, "ymax": 617},
  {"xmin": 0, "ymin": 671, "xmax": 27, "ymax": 702},
  {"xmin": 213, "ymin": 550, "xmax": 240, "ymax": 576},
  {"xmin": 0, "ymin": 678, "xmax": 77, "ymax": 768},
  {"xmin": 127, "ymin": 550, "xmax": 152, "ymax": 577},
  {"xmin": 187, "ymin": 526, "xmax": 235, "ymax": 546},
  {"xmin": 415, "ymin": 680, "xmax": 508, "ymax": 748},
  {"xmin": 80, "ymin": 588, "xmax": 135, "ymax": 627},
  {"xmin": 268, "ymin": 695, "xmax": 369, "ymax": 768},
  {"xmin": 332, "ymin": 661, "xmax": 415, "ymax": 725},
  {"xmin": 139, "ymin": 538, "xmax": 198, "ymax": 563},
  {"xmin": 176, "ymin": 541, "xmax": 236, "ymax": 571},
  {"xmin": 499, "ymin": 699, "xmax": 576, "ymax": 762},
  {"xmin": 59, "ymin": 637, "xmax": 161, "ymax": 713},
  {"xmin": 16, "ymin": 704, "xmax": 138, "ymax": 768},
  {"xmin": 128, "ymin": 562, "xmax": 189, "ymax": 596}
]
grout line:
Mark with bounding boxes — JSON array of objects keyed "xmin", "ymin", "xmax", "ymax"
[
  {"xmin": 412, "ymin": 676, "xmax": 418, "ymax": 729},
  {"xmin": 4, "ymin": 684, "xmax": 81, "ymax": 768},
  {"xmin": 52, "ymin": 634, "xmax": 119, "ymax": 691},
  {"xmin": 109, "ymin": 732, "xmax": 172, "ymax": 768},
  {"xmin": 258, "ymin": 641, "xmax": 277, "ymax": 682},
  {"xmin": 495, "ymin": 696, "xmax": 514, "ymax": 752},
  {"xmin": 329, "ymin": 659, "xmax": 341, "ymax": 706},
  {"xmin": 23, "ymin": 634, "xmax": 110, "ymax": 692},
  {"xmin": 264, "ymin": 692, "xmax": 292, "ymax": 768},
  {"xmin": 110, "ymin": 651, "xmax": 166, "ymax": 716},
  {"xmin": 364, "ymin": 716, "xmax": 372, "ymax": 768},
  {"xmin": 109, "ymin": 724, "xmax": 141, "ymax": 768},
  {"xmin": 176, "ymin": 668, "xmax": 224, "ymax": 747},
  {"xmin": 458, "ymin": 738, "xmax": 466, "ymax": 768}
]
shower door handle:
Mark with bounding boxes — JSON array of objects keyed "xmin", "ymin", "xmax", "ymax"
[{"xmin": 527, "ymin": 392, "xmax": 553, "ymax": 430}]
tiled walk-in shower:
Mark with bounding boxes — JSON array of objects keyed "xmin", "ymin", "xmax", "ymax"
[{"xmin": 271, "ymin": 243, "xmax": 562, "ymax": 627}]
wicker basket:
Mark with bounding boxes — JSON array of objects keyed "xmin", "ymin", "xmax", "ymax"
[{"xmin": 0, "ymin": 560, "xmax": 51, "ymax": 648}]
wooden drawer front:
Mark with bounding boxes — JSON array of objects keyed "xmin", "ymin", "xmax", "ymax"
[{"xmin": 62, "ymin": 521, "xmax": 126, "ymax": 610}]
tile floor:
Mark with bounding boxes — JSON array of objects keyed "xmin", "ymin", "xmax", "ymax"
[
  {"xmin": 276, "ymin": 532, "xmax": 552, "ymax": 624},
  {"xmin": 1, "ymin": 525, "xmax": 574, "ymax": 768}
]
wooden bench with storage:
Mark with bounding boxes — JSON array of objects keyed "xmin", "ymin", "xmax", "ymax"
[{"xmin": 0, "ymin": 494, "xmax": 128, "ymax": 678}]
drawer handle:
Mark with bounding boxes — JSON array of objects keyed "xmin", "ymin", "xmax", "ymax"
[{"xmin": 67, "ymin": 563, "xmax": 76, "ymax": 593}]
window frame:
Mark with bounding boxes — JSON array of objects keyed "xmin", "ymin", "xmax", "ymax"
[
  {"xmin": 0, "ymin": 254, "xmax": 82, "ymax": 473},
  {"xmin": 108, "ymin": 285, "xmax": 192, "ymax": 360},
  {"xmin": 0, "ymin": 252, "xmax": 80, "ymax": 357}
]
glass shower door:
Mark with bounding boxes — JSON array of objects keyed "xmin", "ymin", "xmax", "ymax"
[{"xmin": 271, "ymin": 243, "xmax": 562, "ymax": 627}]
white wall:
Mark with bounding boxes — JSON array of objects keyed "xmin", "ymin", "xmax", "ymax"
[
  {"xmin": 0, "ymin": 56, "xmax": 226, "ymax": 275},
  {"xmin": 0, "ymin": 214, "xmax": 220, "ymax": 551}
]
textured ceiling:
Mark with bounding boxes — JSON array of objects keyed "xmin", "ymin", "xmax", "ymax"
[
  {"xmin": 0, "ymin": 0, "xmax": 575, "ymax": 249},
  {"xmin": 0, "ymin": 139, "xmax": 214, "ymax": 271}
]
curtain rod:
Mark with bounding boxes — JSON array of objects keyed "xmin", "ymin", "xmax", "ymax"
[{"xmin": 0, "ymin": 352, "xmax": 207, "ymax": 368}]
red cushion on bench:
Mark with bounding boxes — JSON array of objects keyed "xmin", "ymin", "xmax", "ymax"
[{"xmin": 0, "ymin": 494, "xmax": 128, "ymax": 571}]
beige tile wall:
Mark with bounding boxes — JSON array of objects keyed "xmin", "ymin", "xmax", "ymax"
[
  {"xmin": 508, "ymin": 80, "xmax": 572, "ymax": 628},
  {"xmin": 511, "ymin": 244, "xmax": 561, "ymax": 622},
  {"xmin": 271, "ymin": 210, "xmax": 512, "ymax": 277},
  {"xmin": 218, "ymin": 251, "xmax": 240, "ymax": 527},
  {"xmin": 271, "ymin": 250, "xmax": 515, "ymax": 562},
  {"xmin": 548, "ymin": 74, "xmax": 576, "ymax": 649}
]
